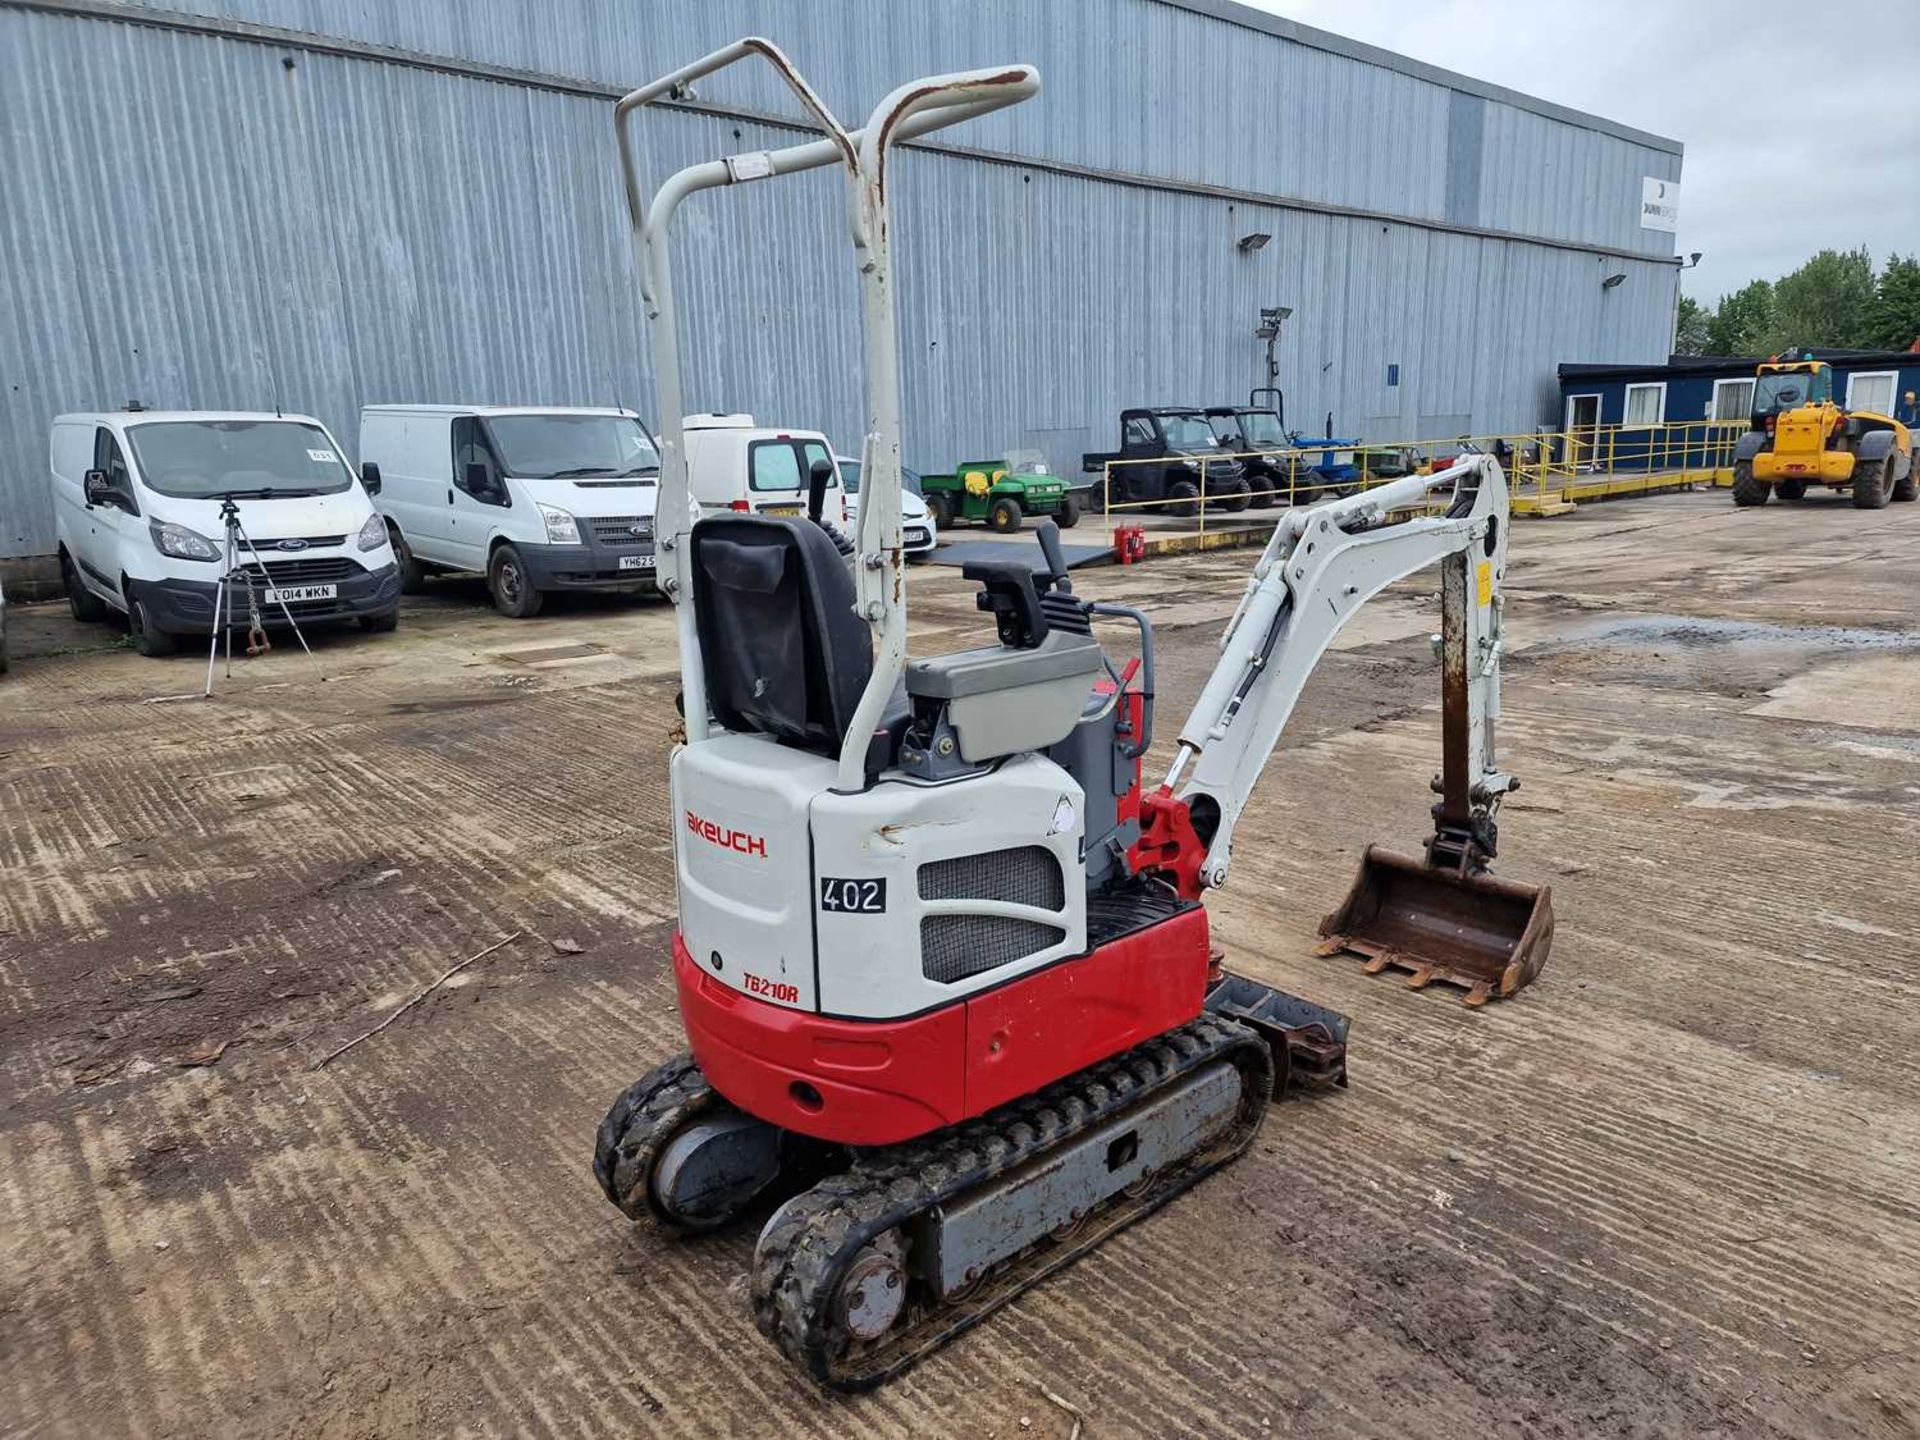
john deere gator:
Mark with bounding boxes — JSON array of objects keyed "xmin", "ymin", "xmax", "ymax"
[{"xmin": 1732, "ymin": 355, "xmax": 1915, "ymax": 509}]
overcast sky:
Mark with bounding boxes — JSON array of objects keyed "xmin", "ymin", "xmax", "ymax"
[{"xmin": 1256, "ymin": 0, "xmax": 1920, "ymax": 304}]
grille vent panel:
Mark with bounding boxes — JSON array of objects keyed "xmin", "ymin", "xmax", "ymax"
[
  {"xmin": 921, "ymin": 916, "xmax": 1066, "ymax": 983},
  {"xmin": 917, "ymin": 846, "xmax": 1064, "ymax": 909},
  {"xmin": 917, "ymin": 846, "xmax": 1068, "ymax": 983}
]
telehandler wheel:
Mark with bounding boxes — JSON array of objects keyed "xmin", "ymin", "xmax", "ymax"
[
  {"xmin": 987, "ymin": 497, "xmax": 1023, "ymax": 533},
  {"xmin": 1165, "ymin": 479, "xmax": 1200, "ymax": 518},
  {"xmin": 1775, "ymin": 478, "xmax": 1807, "ymax": 501},
  {"xmin": 1892, "ymin": 454, "xmax": 1917, "ymax": 503},
  {"xmin": 1852, "ymin": 456, "xmax": 1890, "ymax": 510},
  {"xmin": 1730, "ymin": 461, "xmax": 1769, "ymax": 507}
]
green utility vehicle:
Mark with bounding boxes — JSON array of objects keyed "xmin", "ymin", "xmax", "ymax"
[{"xmin": 919, "ymin": 448, "xmax": 1083, "ymax": 533}]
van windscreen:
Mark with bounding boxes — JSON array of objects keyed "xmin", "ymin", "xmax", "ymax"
[
  {"xmin": 127, "ymin": 420, "xmax": 354, "ymax": 499},
  {"xmin": 485, "ymin": 414, "xmax": 660, "ymax": 481}
]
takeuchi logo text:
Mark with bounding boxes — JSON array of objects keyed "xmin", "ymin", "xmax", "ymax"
[{"xmin": 685, "ymin": 810, "xmax": 767, "ymax": 858}]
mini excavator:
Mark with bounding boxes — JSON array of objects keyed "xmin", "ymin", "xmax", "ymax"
[{"xmin": 594, "ymin": 40, "xmax": 1554, "ymax": 1390}]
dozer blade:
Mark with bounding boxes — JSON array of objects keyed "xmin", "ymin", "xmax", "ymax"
[{"xmin": 1316, "ymin": 845, "xmax": 1554, "ymax": 1006}]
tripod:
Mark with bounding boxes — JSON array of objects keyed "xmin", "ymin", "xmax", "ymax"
[{"xmin": 203, "ymin": 495, "xmax": 320, "ymax": 697}]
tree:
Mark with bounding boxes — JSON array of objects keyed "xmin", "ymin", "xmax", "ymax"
[
  {"xmin": 1868, "ymin": 254, "xmax": 1920, "ymax": 352},
  {"xmin": 1673, "ymin": 295, "xmax": 1712, "ymax": 356},
  {"xmin": 1766, "ymin": 247, "xmax": 1876, "ymax": 352},
  {"xmin": 1705, "ymin": 279, "xmax": 1775, "ymax": 356}
]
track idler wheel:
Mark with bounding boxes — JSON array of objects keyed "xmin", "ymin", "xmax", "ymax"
[{"xmin": 593, "ymin": 1053, "xmax": 786, "ymax": 1232}]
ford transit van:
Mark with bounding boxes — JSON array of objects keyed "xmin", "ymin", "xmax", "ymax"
[
  {"xmin": 51, "ymin": 409, "xmax": 398, "ymax": 656},
  {"xmin": 360, "ymin": 406, "xmax": 661, "ymax": 618}
]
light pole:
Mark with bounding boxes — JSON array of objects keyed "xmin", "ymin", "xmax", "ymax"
[
  {"xmin": 1254, "ymin": 305, "xmax": 1291, "ymax": 416},
  {"xmin": 1669, "ymin": 250, "xmax": 1703, "ymax": 354}
]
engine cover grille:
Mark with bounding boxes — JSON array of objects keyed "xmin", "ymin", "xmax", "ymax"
[
  {"xmin": 920, "ymin": 915, "xmax": 1067, "ymax": 984},
  {"xmin": 917, "ymin": 846, "xmax": 1064, "ymax": 909},
  {"xmin": 917, "ymin": 847, "xmax": 1068, "ymax": 983}
]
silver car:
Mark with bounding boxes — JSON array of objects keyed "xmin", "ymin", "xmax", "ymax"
[{"xmin": 835, "ymin": 457, "xmax": 939, "ymax": 558}]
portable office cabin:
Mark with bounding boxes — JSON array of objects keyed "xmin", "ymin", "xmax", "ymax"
[{"xmin": 1560, "ymin": 351, "xmax": 1920, "ymax": 431}]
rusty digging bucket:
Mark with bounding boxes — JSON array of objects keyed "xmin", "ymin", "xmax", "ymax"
[{"xmin": 1316, "ymin": 846, "xmax": 1554, "ymax": 1007}]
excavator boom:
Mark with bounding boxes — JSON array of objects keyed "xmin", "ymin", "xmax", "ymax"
[{"xmin": 1140, "ymin": 455, "xmax": 1554, "ymax": 1004}]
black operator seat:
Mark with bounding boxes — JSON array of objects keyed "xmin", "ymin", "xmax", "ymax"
[{"xmin": 689, "ymin": 514, "xmax": 907, "ymax": 774}]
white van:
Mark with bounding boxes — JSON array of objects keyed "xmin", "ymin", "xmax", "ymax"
[
  {"xmin": 681, "ymin": 414, "xmax": 849, "ymax": 526},
  {"xmin": 51, "ymin": 409, "xmax": 398, "ymax": 657},
  {"xmin": 360, "ymin": 406, "xmax": 661, "ymax": 618}
]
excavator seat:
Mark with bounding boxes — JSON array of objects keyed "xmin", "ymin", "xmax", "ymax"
[{"xmin": 690, "ymin": 515, "xmax": 872, "ymax": 754}]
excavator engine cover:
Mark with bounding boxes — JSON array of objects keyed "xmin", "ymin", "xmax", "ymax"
[{"xmin": 1316, "ymin": 845, "xmax": 1553, "ymax": 1006}]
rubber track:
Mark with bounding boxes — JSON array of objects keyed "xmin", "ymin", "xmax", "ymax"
[
  {"xmin": 592, "ymin": 1051, "xmax": 731, "ymax": 1229},
  {"xmin": 750, "ymin": 1013, "xmax": 1272, "ymax": 1390}
]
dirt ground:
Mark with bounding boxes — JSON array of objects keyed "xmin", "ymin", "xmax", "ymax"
[{"xmin": 2, "ymin": 491, "xmax": 1917, "ymax": 1439}]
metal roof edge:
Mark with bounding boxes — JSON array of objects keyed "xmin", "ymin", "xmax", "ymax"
[{"xmin": 1159, "ymin": 0, "xmax": 1685, "ymax": 157}]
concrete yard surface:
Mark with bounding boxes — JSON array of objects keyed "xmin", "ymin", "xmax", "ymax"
[{"xmin": 2, "ymin": 494, "xmax": 1917, "ymax": 1438}]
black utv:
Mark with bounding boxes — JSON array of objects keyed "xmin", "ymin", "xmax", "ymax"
[
  {"xmin": 1203, "ymin": 404, "xmax": 1292, "ymax": 508},
  {"xmin": 1082, "ymin": 407, "xmax": 1249, "ymax": 517}
]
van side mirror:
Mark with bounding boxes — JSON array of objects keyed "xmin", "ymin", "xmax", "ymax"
[
  {"xmin": 360, "ymin": 461, "xmax": 382, "ymax": 495},
  {"xmin": 465, "ymin": 462, "xmax": 501, "ymax": 503},
  {"xmin": 83, "ymin": 469, "xmax": 113, "ymax": 508}
]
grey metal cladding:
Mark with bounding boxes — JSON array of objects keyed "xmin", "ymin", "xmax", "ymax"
[
  {"xmin": 1444, "ymin": 92, "xmax": 1485, "ymax": 229},
  {"xmin": 0, "ymin": 0, "xmax": 1682, "ymax": 560}
]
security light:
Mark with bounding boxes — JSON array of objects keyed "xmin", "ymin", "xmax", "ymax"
[
  {"xmin": 1601, "ymin": 273, "xmax": 1627, "ymax": 290},
  {"xmin": 1237, "ymin": 232, "xmax": 1272, "ymax": 253}
]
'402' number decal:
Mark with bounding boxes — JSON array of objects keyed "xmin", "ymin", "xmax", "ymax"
[{"xmin": 820, "ymin": 876, "xmax": 886, "ymax": 914}]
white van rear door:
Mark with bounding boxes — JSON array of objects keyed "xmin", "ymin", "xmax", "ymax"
[{"xmin": 747, "ymin": 436, "xmax": 839, "ymax": 517}]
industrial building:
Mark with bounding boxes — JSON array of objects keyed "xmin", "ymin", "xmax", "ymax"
[{"xmin": 0, "ymin": 0, "xmax": 1684, "ymax": 570}]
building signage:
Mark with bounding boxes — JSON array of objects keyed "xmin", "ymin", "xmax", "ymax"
[{"xmin": 1640, "ymin": 177, "xmax": 1679, "ymax": 233}]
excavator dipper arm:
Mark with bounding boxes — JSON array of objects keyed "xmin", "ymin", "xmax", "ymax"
[{"xmin": 1157, "ymin": 454, "xmax": 1512, "ymax": 892}]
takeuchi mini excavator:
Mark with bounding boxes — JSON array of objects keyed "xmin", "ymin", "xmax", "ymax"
[
  {"xmin": 593, "ymin": 41, "xmax": 1556, "ymax": 1390},
  {"xmin": 1731, "ymin": 354, "xmax": 1915, "ymax": 509}
]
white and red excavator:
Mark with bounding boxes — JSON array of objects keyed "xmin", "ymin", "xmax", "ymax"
[{"xmin": 593, "ymin": 40, "xmax": 1554, "ymax": 1390}]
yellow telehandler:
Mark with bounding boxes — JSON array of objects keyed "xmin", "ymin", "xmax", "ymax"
[{"xmin": 1731, "ymin": 355, "xmax": 1915, "ymax": 509}]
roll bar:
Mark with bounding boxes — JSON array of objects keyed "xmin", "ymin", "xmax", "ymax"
[{"xmin": 617, "ymin": 40, "xmax": 1040, "ymax": 791}]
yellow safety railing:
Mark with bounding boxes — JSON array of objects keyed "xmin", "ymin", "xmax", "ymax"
[{"xmin": 1090, "ymin": 420, "xmax": 1747, "ymax": 531}]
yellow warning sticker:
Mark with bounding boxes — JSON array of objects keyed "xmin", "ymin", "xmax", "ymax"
[{"xmin": 1475, "ymin": 561, "xmax": 1493, "ymax": 607}]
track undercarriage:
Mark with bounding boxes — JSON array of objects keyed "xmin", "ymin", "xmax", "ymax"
[{"xmin": 596, "ymin": 993, "xmax": 1344, "ymax": 1390}]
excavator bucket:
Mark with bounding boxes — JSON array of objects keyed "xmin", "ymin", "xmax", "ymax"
[{"xmin": 1316, "ymin": 845, "xmax": 1554, "ymax": 1006}]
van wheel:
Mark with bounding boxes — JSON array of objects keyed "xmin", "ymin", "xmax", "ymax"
[
  {"xmin": 63, "ymin": 551, "xmax": 110, "ymax": 622},
  {"xmin": 389, "ymin": 523, "xmax": 427, "ymax": 594},
  {"xmin": 359, "ymin": 607, "xmax": 399, "ymax": 634},
  {"xmin": 987, "ymin": 497, "xmax": 1023, "ymax": 533},
  {"xmin": 127, "ymin": 591, "xmax": 179, "ymax": 657},
  {"xmin": 488, "ymin": 544, "xmax": 545, "ymax": 618}
]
